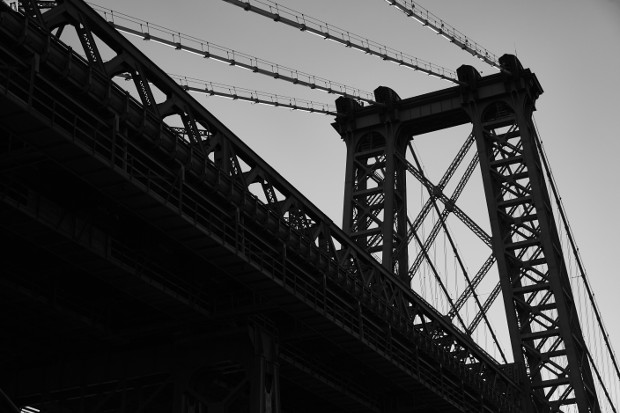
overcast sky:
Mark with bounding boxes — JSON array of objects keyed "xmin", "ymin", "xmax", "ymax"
[{"xmin": 84, "ymin": 0, "xmax": 620, "ymax": 391}]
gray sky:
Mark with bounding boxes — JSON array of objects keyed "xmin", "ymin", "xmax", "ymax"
[{"xmin": 89, "ymin": 0, "xmax": 620, "ymax": 394}]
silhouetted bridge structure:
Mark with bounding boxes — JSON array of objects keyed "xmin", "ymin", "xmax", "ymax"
[{"xmin": 0, "ymin": 1, "xmax": 610, "ymax": 412}]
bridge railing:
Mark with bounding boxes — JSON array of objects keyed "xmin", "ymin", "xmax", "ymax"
[{"xmin": 0, "ymin": 2, "xmax": 523, "ymax": 411}]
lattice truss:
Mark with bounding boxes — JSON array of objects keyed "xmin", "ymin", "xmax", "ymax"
[
  {"xmin": 342, "ymin": 121, "xmax": 510, "ymax": 360},
  {"xmin": 6, "ymin": 0, "xmax": 620, "ymax": 411},
  {"xmin": 347, "ymin": 131, "xmax": 408, "ymax": 277},
  {"xmin": 365, "ymin": 126, "xmax": 510, "ymax": 363},
  {"xmin": 338, "ymin": 54, "xmax": 616, "ymax": 413},
  {"xmin": 7, "ymin": 2, "xmax": 595, "ymax": 390},
  {"xmin": 475, "ymin": 101, "xmax": 599, "ymax": 412},
  {"xmin": 396, "ymin": 97, "xmax": 604, "ymax": 412},
  {"xmin": 0, "ymin": 0, "xmax": 524, "ymax": 411},
  {"xmin": 349, "ymin": 136, "xmax": 390, "ymax": 257},
  {"xmin": 338, "ymin": 73, "xmax": 612, "ymax": 411}
]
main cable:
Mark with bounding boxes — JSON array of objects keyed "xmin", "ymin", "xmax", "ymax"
[
  {"xmin": 222, "ymin": 0, "xmax": 462, "ymax": 84},
  {"xmin": 382, "ymin": 0, "xmax": 502, "ymax": 70},
  {"xmin": 532, "ymin": 116, "xmax": 620, "ymax": 390},
  {"xmin": 89, "ymin": 3, "xmax": 377, "ymax": 105},
  {"xmin": 172, "ymin": 74, "xmax": 338, "ymax": 115},
  {"xmin": 117, "ymin": 73, "xmax": 339, "ymax": 115}
]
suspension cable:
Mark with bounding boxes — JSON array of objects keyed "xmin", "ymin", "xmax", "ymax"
[
  {"xmin": 399, "ymin": 134, "xmax": 475, "ymax": 271},
  {"xmin": 449, "ymin": 254, "xmax": 494, "ymax": 318},
  {"xmin": 532, "ymin": 116, "xmax": 620, "ymax": 385},
  {"xmin": 172, "ymin": 74, "xmax": 338, "ymax": 115},
  {"xmin": 221, "ymin": 0, "xmax": 462, "ymax": 84},
  {"xmin": 89, "ymin": 3, "xmax": 377, "ymax": 105},
  {"xmin": 408, "ymin": 143, "xmax": 481, "ymax": 276},
  {"xmin": 382, "ymin": 0, "xmax": 501, "ymax": 70},
  {"xmin": 586, "ymin": 347, "xmax": 619, "ymax": 412},
  {"xmin": 405, "ymin": 157, "xmax": 491, "ymax": 249},
  {"xmin": 408, "ymin": 144, "xmax": 507, "ymax": 362},
  {"xmin": 411, "ymin": 228, "xmax": 470, "ymax": 334},
  {"xmin": 118, "ymin": 72, "xmax": 338, "ymax": 115}
]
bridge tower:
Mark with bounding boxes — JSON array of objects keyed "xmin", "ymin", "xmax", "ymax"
[
  {"xmin": 336, "ymin": 87, "xmax": 409, "ymax": 279},
  {"xmin": 334, "ymin": 55, "xmax": 600, "ymax": 411},
  {"xmin": 459, "ymin": 55, "xmax": 599, "ymax": 412},
  {"xmin": 0, "ymin": 0, "xmax": 605, "ymax": 410},
  {"xmin": 3, "ymin": 1, "xmax": 527, "ymax": 412}
]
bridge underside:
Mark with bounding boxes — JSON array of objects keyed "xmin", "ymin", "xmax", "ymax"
[
  {"xmin": 0, "ymin": 38, "xmax": 483, "ymax": 413},
  {"xmin": 0, "ymin": 96, "xmax": 456, "ymax": 413},
  {"xmin": 0, "ymin": 2, "xmax": 522, "ymax": 412}
]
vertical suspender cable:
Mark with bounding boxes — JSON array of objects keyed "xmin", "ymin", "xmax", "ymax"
[{"xmin": 532, "ymin": 117, "xmax": 620, "ymax": 395}]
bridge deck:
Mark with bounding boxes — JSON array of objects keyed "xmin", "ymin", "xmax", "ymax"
[{"xmin": 0, "ymin": 2, "xmax": 520, "ymax": 412}]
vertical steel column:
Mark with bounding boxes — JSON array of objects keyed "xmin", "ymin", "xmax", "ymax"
[
  {"xmin": 335, "ymin": 87, "xmax": 409, "ymax": 279},
  {"xmin": 460, "ymin": 55, "xmax": 599, "ymax": 412},
  {"xmin": 249, "ymin": 325, "xmax": 280, "ymax": 413}
]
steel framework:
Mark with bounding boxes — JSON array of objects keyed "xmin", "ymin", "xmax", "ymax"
[
  {"xmin": 334, "ymin": 55, "xmax": 600, "ymax": 411},
  {"xmin": 0, "ymin": 0, "xmax": 601, "ymax": 411},
  {"xmin": 1, "ymin": 0, "xmax": 521, "ymax": 412},
  {"xmin": 339, "ymin": 87, "xmax": 409, "ymax": 279},
  {"xmin": 460, "ymin": 57, "xmax": 599, "ymax": 412}
]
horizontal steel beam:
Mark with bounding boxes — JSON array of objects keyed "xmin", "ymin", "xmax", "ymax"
[{"xmin": 0, "ymin": 3, "xmax": 522, "ymax": 411}]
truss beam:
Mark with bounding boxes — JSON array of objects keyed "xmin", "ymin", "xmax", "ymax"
[
  {"xmin": 460, "ymin": 56, "xmax": 600, "ymax": 412},
  {"xmin": 0, "ymin": 1, "xmax": 521, "ymax": 411}
]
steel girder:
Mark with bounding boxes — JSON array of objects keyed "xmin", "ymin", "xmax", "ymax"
[
  {"xmin": 0, "ymin": 1, "xmax": 522, "ymax": 411},
  {"xmin": 460, "ymin": 56, "xmax": 600, "ymax": 412}
]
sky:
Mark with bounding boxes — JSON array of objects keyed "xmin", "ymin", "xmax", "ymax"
[{"xmin": 61, "ymin": 0, "xmax": 620, "ymax": 395}]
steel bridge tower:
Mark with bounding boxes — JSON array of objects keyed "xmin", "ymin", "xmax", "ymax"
[
  {"xmin": 461, "ymin": 56, "xmax": 599, "ymax": 412},
  {"xmin": 0, "ymin": 0, "xmax": 605, "ymax": 411},
  {"xmin": 0, "ymin": 1, "xmax": 525, "ymax": 411},
  {"xmin": 338, "ymin": 87, "xmax": 409, "ymax": 279},
  {"xmin": 334, "ymin": 55, "xmax": 600, "ymax": 411}
]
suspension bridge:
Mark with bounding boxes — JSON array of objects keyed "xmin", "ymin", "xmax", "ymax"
[{"xmin": 0, "ymin": 0, "xmax": 618, "ymax": 412}]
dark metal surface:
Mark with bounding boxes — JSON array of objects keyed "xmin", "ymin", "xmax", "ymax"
[
  {"xmin": 337, "ymin": 86, "xmax": 409, "ymax": 279},
  {"xmin": 0, "ymin": 1, "xmax": 521, "ymax": 412},
  {"xmin": 460, "ymin": 56, "xmax": 599, "ymax": 412},
  {"xmin": 334, "ymin": 54, "xmax": 602, "ymax": 410}
]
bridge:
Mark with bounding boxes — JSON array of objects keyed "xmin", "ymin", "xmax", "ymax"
[{"xmin": 0, "ymin": 1, "xmax": 618, "ymax": 412}]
